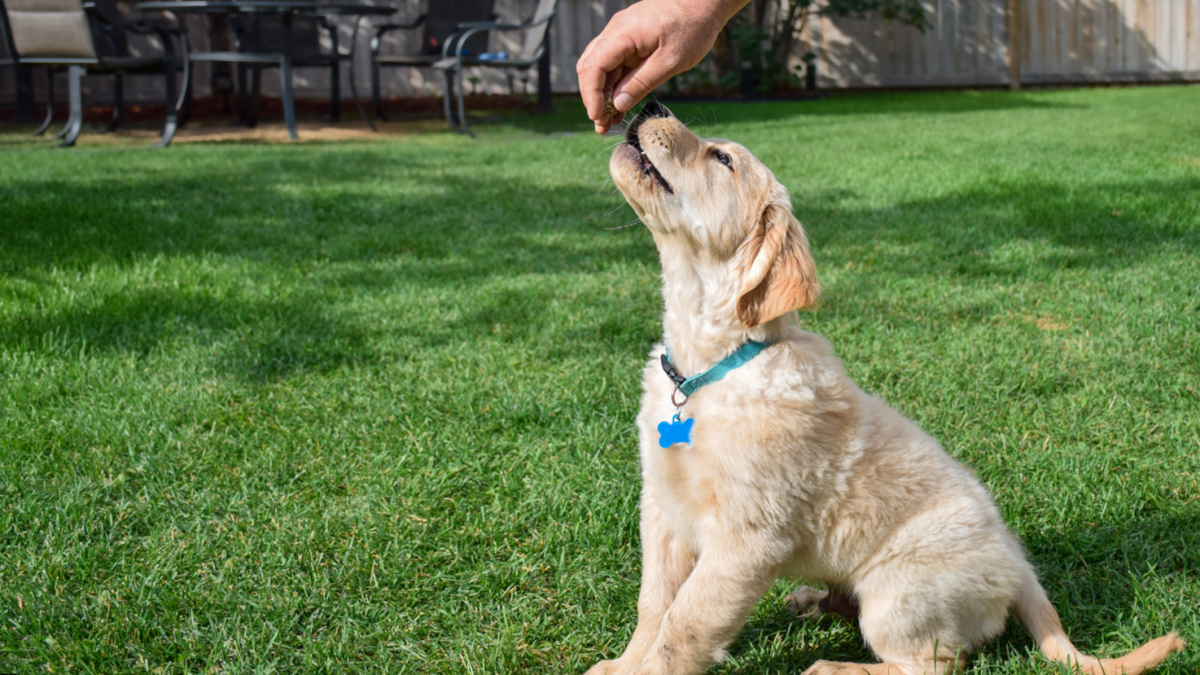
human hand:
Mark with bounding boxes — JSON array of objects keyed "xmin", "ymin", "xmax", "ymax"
[{"xmin": 576, "ymin": 0, "xmax": 746, "ymax": 134}]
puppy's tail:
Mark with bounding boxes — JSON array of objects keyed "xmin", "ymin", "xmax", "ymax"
[{"xmin": 1014, "ymin": 572, "xmax": 1184, "ymax": 675}]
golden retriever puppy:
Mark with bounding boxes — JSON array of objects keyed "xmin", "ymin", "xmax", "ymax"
[{"xmin": 589, "ymin": 102, "xmax": 1183, "ymax": 675}]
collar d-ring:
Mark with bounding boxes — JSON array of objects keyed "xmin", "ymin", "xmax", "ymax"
[{"xmin": 671, "ymin": 384, "xmax": 688, "ymax": 408}]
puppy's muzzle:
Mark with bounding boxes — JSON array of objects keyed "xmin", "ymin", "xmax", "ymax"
[
  {"xmin": 624, "ymin": 101, "xmax": 672, "ymax": 145},
  {"xmin": 624, "ymin": 101, "xmax": 675, "ymax": 194}
]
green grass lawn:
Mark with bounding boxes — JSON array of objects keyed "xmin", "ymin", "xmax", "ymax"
[{"xmin": 1, "ymin": 87, "xmax": 1198, "ymax": 675}]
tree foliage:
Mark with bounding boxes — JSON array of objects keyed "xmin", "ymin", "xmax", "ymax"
[{"xmin": 696, "ymin": 0, "xmax": 928, "ymax": 95}]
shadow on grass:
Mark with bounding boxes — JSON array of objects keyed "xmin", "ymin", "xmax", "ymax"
[
  {"xmin": 497, "ymin": 91, "xmax": 1080, "ymax": 134},
  {"xmin": 798, "ymin": 176, "xmax": 1200, "ymax": 274},
  {"xmin": 0, "ymin": 154, "xmax": 658, "ymax": 379},
  {"xmin": 0, "ymin": 153, "xmax": 633, "ymax": 273},
  {"xmin": 1, "ymin": 149, "xmax": 1195, "ymax": 382}
]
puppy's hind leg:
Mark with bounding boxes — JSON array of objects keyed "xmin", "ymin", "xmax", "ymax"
[
  {"xmin": 786, "ymin": 586, "xmax": 828, "ymax": 620},
  {"xmin": 787, "ymin": 585, "xmax": 860, "ymax": 622}
]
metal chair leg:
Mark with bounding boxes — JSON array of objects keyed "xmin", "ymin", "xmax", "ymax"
[
  {"xmin": 50, "ymin": 68, "xmax": 72, "ymax": 140},
  {"xmin": 177, "ymin": 40, "xmax": 193, "ymax": 129},
  {"xmin": 178, "ymin": 80, "xmax": 194, "ymax": 129},
  {"xmin": 60, "ymin": 65, "xmax": 85, "ymax": 148},
  {"xmin": 154, "ymin": 56, "xmax": 179, "ymax": 148},
  {"xmin": 31, "ymin": 67, "xmax": 54, "ymax": 136},
  {"xmin": 248, "ymin": 65, "xmax": 262, "ymax": 128},
  {"xmin": 372, "ymin": 61, "xmax": 388, "ymax": 121},
  {"xmin": 456, "ymin": 67, "xmax": 473, "ymax": 138},
  {"xmin": 108, "ymin": 75, "xmax": 124, "ymax": 132},
  {"xmin": 155, "ymin": 113, "xmax": 178, "ymax": 148},
  {"xmin": 329, "ymin": 57, "xmax": 340, "ymax": 123},
  {"xmin": 237, "ymin": 62, "xmax": 250, "ymax": 125},
  {"xmin": 280, "ymin": 56, "xmax": 298, "ymax": 140},
  {"xmin": 442, "ymin": 68, "xmax": 456, "ymax": 132}
]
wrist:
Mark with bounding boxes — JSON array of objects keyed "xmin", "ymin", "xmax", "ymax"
[{"xmin": 679, "ymin": 0, "xmax": 751, "ymax": 26}]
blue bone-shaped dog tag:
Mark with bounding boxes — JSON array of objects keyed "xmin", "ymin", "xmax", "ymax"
[{"xmin": 657, "ymin": 416, "xmax": 694, "ymax": 448}]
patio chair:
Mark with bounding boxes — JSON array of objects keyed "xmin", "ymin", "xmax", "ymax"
[
  {"xmin": 434, "ymin": 0, "xmax": 558, "ymax": 137},
  {"xmin": 88, "ymin": 0, "xmax": 192, "ymax": 133},
  {"xmin": 0, "ymin": 0, "xmax": 188, "ymax": 147},
  {"xmin": 0, "ymin": 9, "xmax": 46, "ymax": 132},
  {"xmin": 369, "ymin": 0, "xmax": 495, "ymax": 122},
  {"xmin": 235, "ymin": 12, "xmax": 345, "ymax": 126}
]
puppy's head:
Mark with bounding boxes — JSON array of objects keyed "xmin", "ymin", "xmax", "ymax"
[{"xmin": 610, "ymin": 103, "xmax": 820, "ymax": 328}]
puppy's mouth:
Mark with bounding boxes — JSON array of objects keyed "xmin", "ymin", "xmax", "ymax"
[{"xmin": 624, "ymin": 103, "xmax": 673, "ymax": 195}]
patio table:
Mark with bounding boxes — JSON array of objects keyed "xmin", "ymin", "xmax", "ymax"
[{"xmin": 138, "ymin": 1, "xmax": 396, "ymax": 140}]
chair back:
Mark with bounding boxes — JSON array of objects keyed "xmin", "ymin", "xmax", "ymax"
[
  {"xmin": 426, "ymin": 0, "xmax": 494, "ymax": 56},
  {"xmin": 0, "ymin": 7, "xmax": 12, "ymax": 62},
  {"xmin": 519, "ymin": 0, "xmax": 557, "ymax": 61},
  {"xmin": 87, "ymin": 0, "xmax": 129, "ymax": 58},
  {"xmin": 0, "ymin": 0, "xmax": 97, "ymax": 60},
  {"xmin": 246, "ymin": 14, "xmax": 325, "ymax": 57}
]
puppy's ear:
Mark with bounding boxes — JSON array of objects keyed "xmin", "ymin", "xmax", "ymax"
[{"xmin": 735, "ymin": 203, "xmax": 820, "ymax": 328}]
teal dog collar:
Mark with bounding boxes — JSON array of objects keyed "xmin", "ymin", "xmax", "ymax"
[{"xmin": 658, "ymin": 340, "xmax": 773, "ymax": 447}]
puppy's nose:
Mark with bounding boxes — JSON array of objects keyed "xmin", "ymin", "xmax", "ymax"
[
  {"xmin": 640, "ymin": 101, "xmax": 672, "ymax": 119},
  {"xmin": 625, "ymin": 100, "xmax": 675, "ymax": 145}
]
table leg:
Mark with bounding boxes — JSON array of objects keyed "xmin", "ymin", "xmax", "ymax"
[
  {"xmin": 15, "ymin": 65, "xmax": 36, "ymax": 124},
  {"xmin": 233, "ymin": 13, "xmax": 250, "ymax": 126},
  {"xmin": 249, "ymin": 66, "xmax": 262, "ymax": 128},
  {"xmin": 281, "ymin": 57, "xmax": 296, "ymax": 139},
  {"xmin": 281, "ymin": 9, "xmax": 298, "ymax": 140},
  {"xmin": 237, "ymin": 62, "xmax": 250, "ymax": 124},
  {"xmin": 348, "ymin": 14, "xmax": 376, "ymax": 132},
  {"xmin": 536, "ymin": 30, "xmax": 554, "ymax": 113},
  {"xmin": 322, "ymin": 16, "xmax": 340, "ymax": 123}
]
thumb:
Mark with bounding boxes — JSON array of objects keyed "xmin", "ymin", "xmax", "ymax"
[{"xmin": 611, "ymin": 52, "xmax": 686, "ymax": 112}]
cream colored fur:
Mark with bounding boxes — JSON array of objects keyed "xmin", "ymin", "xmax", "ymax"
[{"xmin": 587, "ymin": 107, "xmax": 1184, "ymax": 675}]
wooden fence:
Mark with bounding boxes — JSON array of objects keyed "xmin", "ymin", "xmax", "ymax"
[
  {"xmin": 811, "ymin": 0, "xmax": 1200, "ymax": 88},
  {"xmin": 3, "ymin": 0, "xmax": 1198, "ymax": 108}
]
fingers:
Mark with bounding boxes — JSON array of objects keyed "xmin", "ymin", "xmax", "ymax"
[
  {"xmin": 577, "ymin": 34, "xmax": 640, "ymax": 123},
  {"xmin": 593, "ymin": 109, "xmax": 627, "ymax": 136},
  {"xmin": 612, "ymin": 52, "xmax": 681, "ymax": 112}
]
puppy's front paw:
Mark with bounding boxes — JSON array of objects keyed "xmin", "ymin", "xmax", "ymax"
[
  {"xmin": 785, "ymin": 586, "xmax": 828, "ymax": 620},
  {"xmin": 583, "ymin": 659, "xmax": 624, "ymax": 675}
]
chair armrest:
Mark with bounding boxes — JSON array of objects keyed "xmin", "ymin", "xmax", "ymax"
[
  {"xmin": 372, "ymin": 15, "xmax": 426, "ymax": 55},
  {"xmin": 453, "ymin": 21, "xmax": 529, "ymax": 32},
  {"xmin": 442, "ymin": 24, "xmax": 512, "ymax": 60},
  {"xmin": 373, "ymin": 17, "xmax": 426, "ymax": 33},
  {"xmin": 442, "ymin": 14, "xmax": 556, "ymax": 61},
  {"xmin": 121, "ymin": 19, "xmax": 182, "ymax": 37},
  {"xmin": 87, "ymin": 9, "xmax": 181, "ymax": 65}
]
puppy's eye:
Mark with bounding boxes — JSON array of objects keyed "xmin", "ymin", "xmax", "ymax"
[{"xmin": 712, "ymin": 149, "xmax": 733, "ymax": 170}]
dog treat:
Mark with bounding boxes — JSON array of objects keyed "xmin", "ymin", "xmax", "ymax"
[{"xmin": 603, "ymin": 92, "xmax": 619, "ymax": 116}]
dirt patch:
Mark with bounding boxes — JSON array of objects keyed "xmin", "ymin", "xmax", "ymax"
[
  {"xmin": 0, "ymin": 93, "xmax": 532, "ymax": 125},
  {"xmin": 1028, "ymin": 315, "xmax": 1069, "ymax": 331},
  {"xmin": 1, "ymin": 118, "xmax": 451, "ymax": 147}
]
